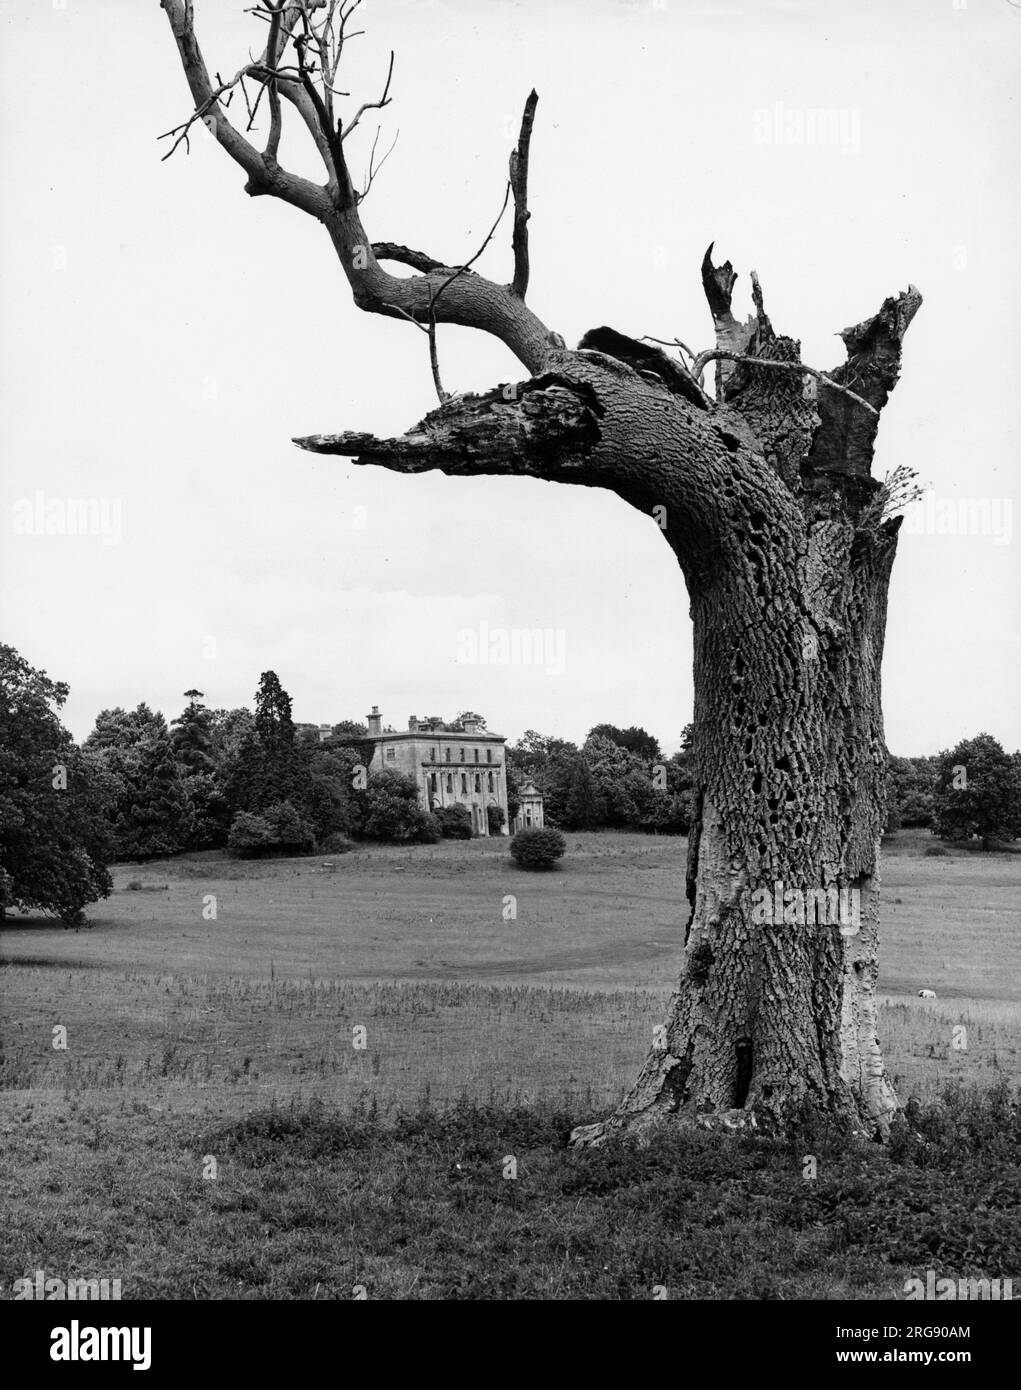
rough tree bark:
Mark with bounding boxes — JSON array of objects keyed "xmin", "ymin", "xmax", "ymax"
[{"xmin": 161, "ymin": 1, "xmax": 922, "ymax": 1142}]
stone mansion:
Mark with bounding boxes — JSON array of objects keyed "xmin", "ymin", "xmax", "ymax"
[{"xmin": 364, "ymin": 707, "xmax": 511, "ymax": 837}]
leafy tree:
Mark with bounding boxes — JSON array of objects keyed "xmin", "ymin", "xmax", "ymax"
[
  {"xmin": 642, "ymin": 753, "xmax": 696, "ymax": 835},
  {"xmin": 308, "ymin": 745, "xmax": 360, "ymax": 842},
  {"xmin": 207, "ymin": 706, "xmax": 255, "ymax": 766},
  {"xmin": 587, "ymin": 723, "xmax": 661, "ymax": 762},
  {"xmin": 227, "ymin": 810, "xmax": 276, "ymax": 857},
  {"xmin": 84, "ymin": 703, "xmax": 167, "ymax": 752},
  {"xmin": 359, "ymin": 769, "xmax": 433, "ymax": 842},
  {"xmin": 554, "ymin": 750, "xmax": 601, "ymax": 829},
  {"xmin": 456, "ymin": 710, "xmax": 487, "ymax": 730},
  {"xmin": 885, "ymin": 754, "xmax": 937, "ymax": 833},
  {"xmin": 508, "ymin": 732, "xmax": 587, "ymax": 826},
  {"xmin": 583, "ymin": 733, "xmax": 657, "ymax": 828},
  {"xmin": 933, "ymin": 734, "xmax": 1021, "ymax": 850},
  {"xmin": 226, "ymin": 800, "xmax": 315, "ymax": 856},
  {"xmin": 0, "ymin": 645, "xmax": 113, "ymax": 925},
  {"xmin": 183, "ymin": 771, "xmax": 230, "ymax": 849},
  {"xmin": 264, "ymin": 800, "xmax": 316, "ymax": 853},
  {"xmin": 486, "ymin": 804, "xmax": 506, "ymax": 836},
  {"xmin": 329, "ymin": 719, "xmax": 369, "ymax": 743}
]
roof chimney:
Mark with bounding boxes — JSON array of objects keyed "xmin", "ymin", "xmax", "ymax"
[
  {"xmin": 408, "ymin": 714, "xmax": 418, "ymax": 732},
  {"xmin": 366, "ymin": 705, "xmax": 382, "ymax": 736},
  {"xmin": 462, "ymin": 715, "xmax": 478, "ymax": 734}
]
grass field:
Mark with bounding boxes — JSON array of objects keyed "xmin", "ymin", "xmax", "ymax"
[{"xmin": 2, "ymin": 829, "xmax": 1020, "ymax": 1299}]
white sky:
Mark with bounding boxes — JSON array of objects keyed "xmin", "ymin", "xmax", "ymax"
[{"xmin": 1, "ymin": 0, "xmax": 1018, "ymax": 755}]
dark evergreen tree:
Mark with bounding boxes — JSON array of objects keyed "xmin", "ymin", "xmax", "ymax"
[
  {"xmin": 225, "ymin": 671, "xmax": 308, "ymax": 815},
  {"xmin": 116, "ymin": 732, "xmax": 194, "ymax": 858},
  {"xmin": 170, "ymin": 689, "xmax": 215, "ymax": 776}
]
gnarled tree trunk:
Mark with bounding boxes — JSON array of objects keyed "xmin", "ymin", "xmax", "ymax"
[{"xmin": 161, "ymin": 1, "xmax": 921, "ymax": 1142}]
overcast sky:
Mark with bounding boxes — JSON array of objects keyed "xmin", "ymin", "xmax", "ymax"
[{"xmin": 1, "ymin": 0, "xmax": 1018, "ymax": 755}]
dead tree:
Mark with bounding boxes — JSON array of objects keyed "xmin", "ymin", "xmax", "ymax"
[{"xmin": 160, "ymin": 1, "xmax": 922, "ymax": 1142}]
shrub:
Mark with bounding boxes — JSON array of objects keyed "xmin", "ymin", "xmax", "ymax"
[
  {"xmin": 435, "ymin": 805, "xmax": 473, "ymax": 839},
  {"xmin": 924, "ymin": 843, "xmax": 948, "ymax": 857},
  {"xmin": 360, "ymin": 770, "xmax": 434, "ymax": 842},
  {"xmin": 227, "ymin": 811, "xmax": 277, "ymax": 857},
  {"xmin": 417, "ymin": 813, "xmax": 442, "ymax": 844},
  {"xmin": 263, "ymin": 800, "xmax": 316, "ymax": 853},
  {"xmin": 510, "ymin": 826, "xmax": 566, "ymax": 870},
  {"xmin": 486, "ymin": 804, "xmax": 506, "ymax": 836},
  {"xmin": 317, "ymin": 831, "xmax": 355, "ymax": 854},
  {"xmin": 126, "ymin": 879, "xmax": 143, "ymax": 891}
]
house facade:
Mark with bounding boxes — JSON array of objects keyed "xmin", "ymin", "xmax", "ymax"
[{"xmin": 364, "ymin": 707, "xmax": 510, "ymax": 836}]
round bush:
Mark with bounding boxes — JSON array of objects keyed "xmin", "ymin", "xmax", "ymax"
[
  {"xmin": 510, "ymin": 827, "xmax": 566, "ymax": 870},
  {"xmin": 318, "ymin": 831, "xmax": 355, "ymax": 854}
]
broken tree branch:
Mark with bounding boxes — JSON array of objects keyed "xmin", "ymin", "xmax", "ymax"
[
  {"xmin": 689, "ymin": 349, "xmax": 880, "ymax": 418},
  {"xmin": 509, "ymin": 89, "xmax": 538, "ymax": 299}
]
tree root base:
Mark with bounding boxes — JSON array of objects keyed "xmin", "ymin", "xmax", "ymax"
[{"xmin": 570, "ymin": 1104, "xmax": 761, "ymax": 1150}]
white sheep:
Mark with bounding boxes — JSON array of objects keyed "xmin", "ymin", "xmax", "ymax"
[{"xmin": 918, "ymin": 989, "xmax": 937, "ymax": 999}]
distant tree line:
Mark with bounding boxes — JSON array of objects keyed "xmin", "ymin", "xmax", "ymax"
[
  {"xmin": 2, "ymin": 640, "xmax": 1019, "ymax": 925},
  {"xmin": 506, "ymin": 725, "xmax": 696, "ymax": 835}
]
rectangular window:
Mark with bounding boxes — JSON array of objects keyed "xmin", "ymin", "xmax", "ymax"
[
  {"xmin": 460, "ymin": 774, "xmax": 467, "ymax": 793},
  {"xmin": 486, "ymin": 749, "xmax": 492, "ymax": 763},
  {"xmin": 473, "ymin": 748, "xmax": 479, "ymax": 763},
  {"xmin": 487, "ymin": 772, "xmax": 494, "ymax": 792},
  {"xmin": 386, "ymin": 748, "xmax": 395, "ymax": 761},
  {"xmin": 460, "ymin": 748, "xmax": 465, "ymax": 762},
  {"xmin": 430, "ymin": 747, "xmax": 436, "ymax": 761},
  {"xmin": 445, "ymin": 748, "xmax": 450, "ymax": 762}
]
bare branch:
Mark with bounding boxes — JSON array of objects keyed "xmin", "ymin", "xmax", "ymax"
[
  {"xmin": 160, "ymin": 1, "xmax": 557, "ymax": 372},
  {"xmin": 263, "ymin": 0, "xmax": 284, "ymax": 159},
  {"xmin": 429, "ymin": 182, "xmax": 511, "ymax": 314},
  {"xmin": 160, "ymin": 0, "xmax": 328, "ymax": 218},
  {"xmin": 509, "ymin": 89, "xmax": 538, "ymax": 299},
  {"xmin": 371, "ymin": 243, "xmax": 447, "ymax": 274},
  {"xmin": 359, "ymin": 124, "xmax": 399, "ymax": 202},
  {"xmin": 428, "ymin": 313, "xmax": 447, "ymax": 404},
  {"xmin": 341, "ymin": 49, "xmax": 394, "ymax": 138}
]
